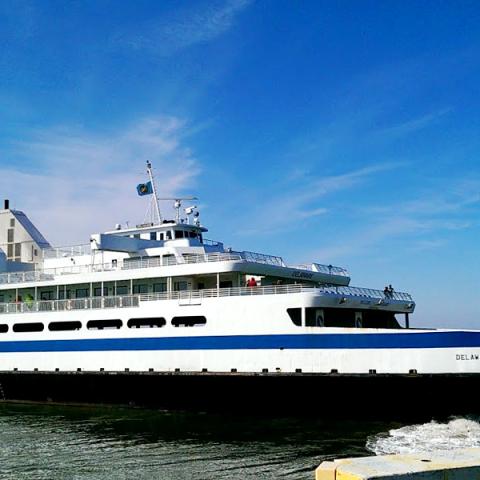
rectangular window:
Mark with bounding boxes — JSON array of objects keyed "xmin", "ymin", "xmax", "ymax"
[
  {"xmin": 94, "ymin": 287, "xmax": 108, "ymax": 297},
  {"xmin": 159, "ymin": 233, "xmax": 164, "ymax": 241},
  {"xmin": 175, "ymin": 230, "xmax": 184, "ymax": 239},
  {"xmin": 133, "ymin": 284, "xmax": 148, "ymax": 294},
  {"xmin": 9, "ymin": 219, "xmax": 15, "ymax": 227},
  {"xmin": 150, "ymin": 232, "xmax": 157, "ymax": 240},
  {"xmin": 153, "ymin": 283, "xmax": 167, "ymax": 293},
  {"xmin": 14, "ymin": 243, "xmax": 21, "ymax": 257},
  {"xmin": 75, "ymin": 289, "xmax": 89, "ymax": 298},
  {"xmin": 58, "ymin": 290, "xmax": 71, "ymax": 300},
  {"xmin": 40, "ymin": 291, "xmax": 54, "ymax": 300},
  {"xmin": 174, "ymin": 281, "xmax": 188, "ymax": 291},
  {"xmin": 7, "ymin": 244, "xmax": 13, "ymax": 258},
  {"xmin": 7, "ymin": 229, "xmax": 14, "ymax": 243},
  {"xmin": 116, "ymin": 285, "xmax": 128, "ymax": 295}
]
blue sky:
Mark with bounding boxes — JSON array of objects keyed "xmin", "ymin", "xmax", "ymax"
[{"xmin": 1, "ymin": 0, "xmax": 479, "ymax": 327}]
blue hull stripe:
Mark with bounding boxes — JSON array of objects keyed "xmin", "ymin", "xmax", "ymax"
[{"xmin": 0, "ymin": 332, "xmax": 478, "ymax": 352}]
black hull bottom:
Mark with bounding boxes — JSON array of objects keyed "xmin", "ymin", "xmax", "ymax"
[{"xmin": 0, "ymin": 371, "xmax": 478, "ymax": 420}]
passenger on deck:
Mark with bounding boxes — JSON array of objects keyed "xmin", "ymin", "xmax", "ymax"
[{"xmin": 247, "ymin": 277, "xmax": 257, "ymax": 287}]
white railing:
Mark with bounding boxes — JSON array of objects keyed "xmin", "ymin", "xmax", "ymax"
[
  {"xmin": 0, "ymin": 250, "xmax": 348, "ymax": 286},
  {"xmin": 203, "ymin": 239, "xmax": 224, "ymax": 247},
  {"xmin": 289, "ymin": 263, "xmax": 350, "ymax": 277},
  {"xmin": 0, "ymin": 295, "xmax": 140, "ymax": 314},
  {"xmin": 0, "ymin": 285, "xmax": 413, "ymax": 315},
  {"xmin": 321, "ymin": 285, "xmax": 413, "ymax": 302},
  {"xmin": 42, "ymin": 244, "xmax": 91, "ymax": 259},
  {"xmin": 238, "ymin": 251, "xmax": 285, "ymax": 266}
]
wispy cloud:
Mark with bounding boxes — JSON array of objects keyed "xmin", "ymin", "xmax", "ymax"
[
  {"xmin": 113, "ymin": 0, "xmax": 252, "ymax": 56},
  {"xmin": 239, "ymin": 162, "xmax": 404, "ymax": 235},
  {"xmin": 310, "ymin": 177, "xmax": 480, "ymax": 262},
  {"xmin": 0, "ymin": 116, "xmax": 200, "ymax": 245},
  {"xmin": 371, "ymin": 108, "xmax": 452, "ymax": 142}
]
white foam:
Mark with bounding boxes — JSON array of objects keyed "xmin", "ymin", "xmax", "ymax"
[{"xmin": 366, "ymin": 418, "xmax": 480, "ymax": 455}]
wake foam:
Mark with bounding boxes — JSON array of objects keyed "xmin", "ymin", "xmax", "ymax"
[{"xmin": 366, "ymin": 418, "xmax": 480, "ymax": 455}]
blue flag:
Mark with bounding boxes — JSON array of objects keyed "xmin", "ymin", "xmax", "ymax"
[{"xmin": 136, "ymin": 181, "xmax": 153, "ymax": 196}]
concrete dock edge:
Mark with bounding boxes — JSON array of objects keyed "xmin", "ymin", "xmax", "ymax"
[{"xmin": 316, "ymin": 448, "xmax": 480, "ymax": 479}]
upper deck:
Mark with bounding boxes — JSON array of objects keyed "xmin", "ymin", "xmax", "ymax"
[{"xmin": 0, "ymin": 248, "xmax": 350, "ymax": 288}]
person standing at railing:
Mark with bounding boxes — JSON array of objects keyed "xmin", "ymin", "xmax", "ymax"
[
  {"xmin": 383, "ymin": 285, "xmax": 394, "ymax": 298},
  {"xmin": 246, "ymin": 277, "xmax": 257, "ymax": 287},
  {"xmin": 24, "ymin": 293, "xmax": 34, "ymax": 311}
]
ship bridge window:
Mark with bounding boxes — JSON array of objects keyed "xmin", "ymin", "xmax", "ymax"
[
  {"xmin": 128, "ymin": 317, "xmax": 166, "ymax": 328},
  {"xmin": 172, "ymin": 316, "xmax": 206, "ymax": 327},
  {"xmin": 166, "ymin": 231, "xmax": 172, "ymax": 240},
  {"xmin": 150, "ymin": 232, "xmax": 157, "ymax": 240},
  {"xmin": 175, "ymin": 230, "xmax": 185, "ymax": 239},
  {"xmin": 76, "ymin": 289, "xmax": 89, "ymax": 299},
  {"xmin": 287, "ymin": 308, "xmax": 302, "ymax": 327},
  {"xmin": 49, "ymin": 321, "xmax": 82, "ymax": 331},
  {"xmin": 87, "ymin": 319, "xmax": 122, "ymax": 330},
  {"xmin": 0, "ymin": 324, "xmax": 8, "ymax": 333},
  {"xmin": 13, "ymin": 322, "xmax": 44, "ymax": 333}
]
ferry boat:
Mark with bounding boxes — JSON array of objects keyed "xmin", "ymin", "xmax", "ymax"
[{"xmin": 0, "ymin": 162, "xmax": 479, "ymax": 416}]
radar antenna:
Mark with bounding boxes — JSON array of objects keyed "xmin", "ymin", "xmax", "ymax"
[{"xmin": 157, "ymin": 196, "xmax": 198, "ymax": 223}]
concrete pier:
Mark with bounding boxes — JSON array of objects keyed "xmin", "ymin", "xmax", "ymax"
[{"xmin": 316, "ymin": 448, "xmax": 480, "ymax": 479}]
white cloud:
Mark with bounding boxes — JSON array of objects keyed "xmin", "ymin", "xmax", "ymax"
[
  {"xmin": 113, "ymin": 0, "xmax": 252, "ymax": 56},
  {"xmin": 0, "ymin": 116, "xmax": 200, "ymax": 245}
]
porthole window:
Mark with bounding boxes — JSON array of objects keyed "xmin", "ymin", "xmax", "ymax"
[
  {"xmin": 13, "ymin": 323, "xmax": 44, "ymax": 333},
  {"xmin": 87, "ymin": 319, "xmax": 122, "ymax": 330},
  {"xmin": 48, "ymin": 321, "xmax": 82, "ymax": 331},
  {"xmin": 172, "ymin": 316, "xmax": 206, "ymax": 327},
  {"xmin": 128, "ymin": 317, "xmax": 166, "ymax": 328}
]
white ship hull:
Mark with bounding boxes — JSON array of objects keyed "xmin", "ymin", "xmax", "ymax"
[{"xmin": 0, "ymin": 293, "xmax": 478, "ymax": 376}]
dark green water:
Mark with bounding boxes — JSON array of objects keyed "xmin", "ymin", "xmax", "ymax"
[{"xmin": 0, "ymin": 403, "xmax": 408, "ymax": 480}]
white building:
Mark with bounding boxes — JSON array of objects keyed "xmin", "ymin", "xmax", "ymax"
[{"xmin": 0, "ymin": 200, "xmax": 50, "ymax": 265}]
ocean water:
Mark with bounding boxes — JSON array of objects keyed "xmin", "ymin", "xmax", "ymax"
[{"xmin": 0, "ymin": 404, "xmax": 477, "ymax": 480}]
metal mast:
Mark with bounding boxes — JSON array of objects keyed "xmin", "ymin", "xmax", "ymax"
[{"xmin": 146, "ymin": 161, "xmax": 162, "ymax": 224}]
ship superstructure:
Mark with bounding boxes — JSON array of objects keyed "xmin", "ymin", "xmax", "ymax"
[{"xmin": 0, "ymin": 163, "xmax": 478, "ymax": 414}]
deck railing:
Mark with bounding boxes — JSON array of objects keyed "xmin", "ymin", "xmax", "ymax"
[
  {"xmin": 42, "ymin": 244, "xmax": 92, "ymax": 259},
  {"xmin": 0, "ymin": 284, "xmax": 413, "ymax": 315},
  {"xmin": 0, "ymin": 251, "xmax": 349, "ymax": 286}
]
